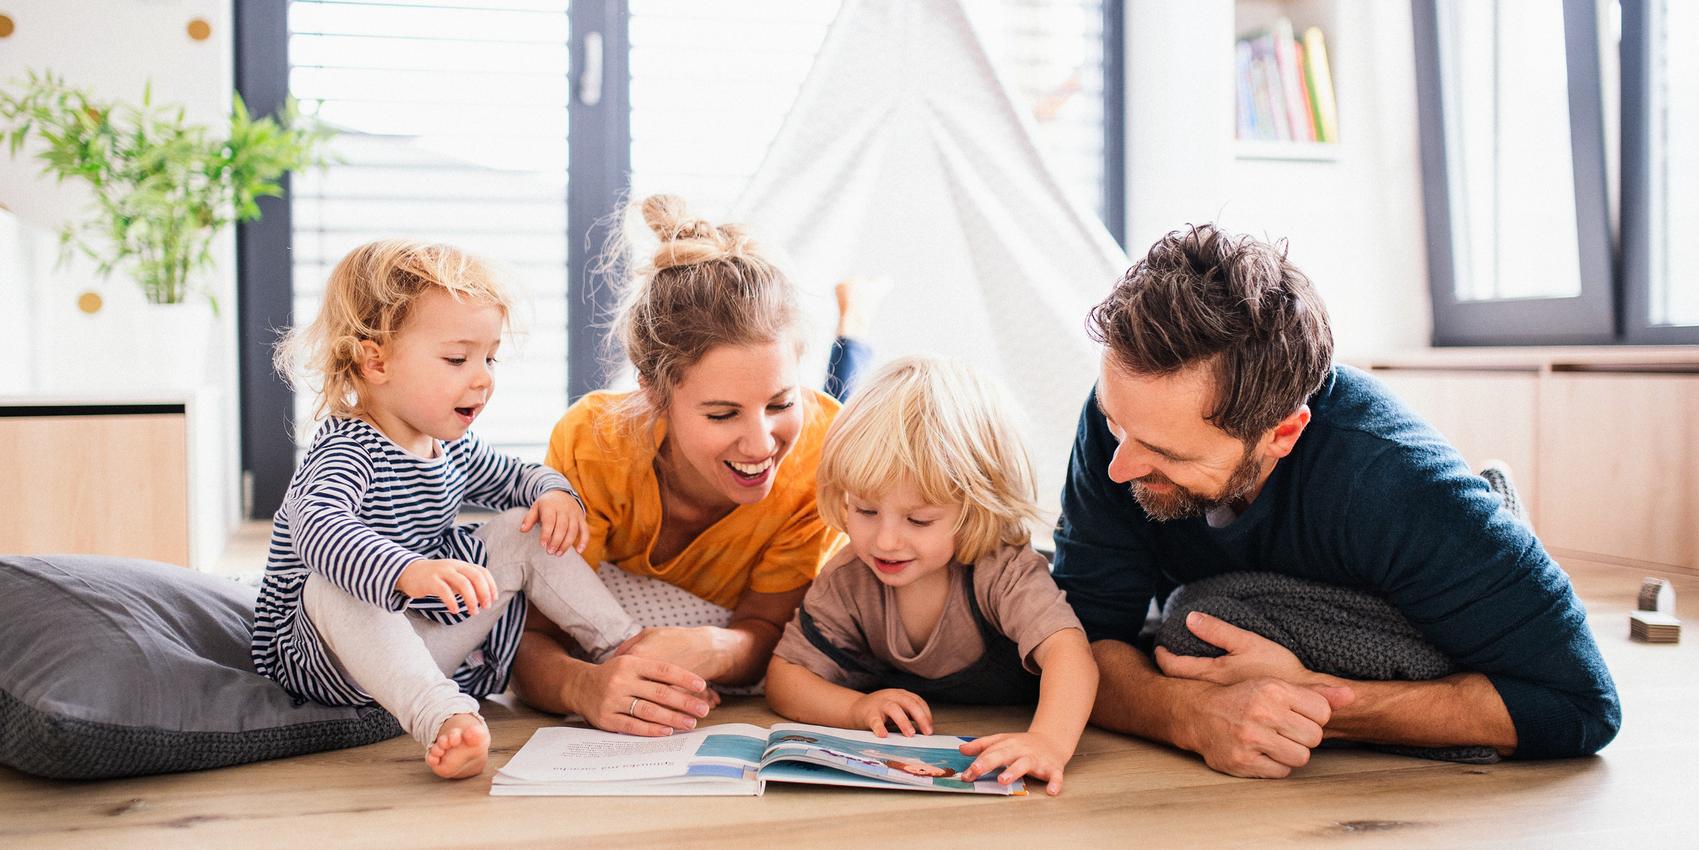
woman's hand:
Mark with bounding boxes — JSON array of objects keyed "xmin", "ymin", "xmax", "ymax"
[
  {"xmin": 570, "ymin": 654, "xmax": 715, "ymax": 737},
  {"xmin": 613, "ymin": 626, "xmax": 734, "ymax": 681},
  {"xmin": 848, "ymin": 688, "xmax": 933, "ymax": 737}
]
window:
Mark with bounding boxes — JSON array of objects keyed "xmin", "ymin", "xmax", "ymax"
[
  {"xmin": 1439, "ymin": 0, "xmax": 1581, "ymax": 302},
  {"xmin": 236, "ymin": 0, "xmax": 1123, "ymax": 515},
  {"xmin": 287, "ymin": 0, "xmax": 573, "ymax": 459},
  {"xmin": 1622, "ymin": 0, "xmax": 1699, "ymax": 342},
  {"xmin": 1417, "ymin": 0, "xmax": 1699, "ymax": 346},
  {"xmin": 1414, "ymin": 0, "xmax": 1615, "ymax": 345}
]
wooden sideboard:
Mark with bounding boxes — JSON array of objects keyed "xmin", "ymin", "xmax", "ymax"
[
  {"xmin": 0, "ymin": 392, "xmax": 224, "ymax": 569},
  {"xmin": 1356, "ymin": 347, "xmax": 1699, "ymax": 573}
]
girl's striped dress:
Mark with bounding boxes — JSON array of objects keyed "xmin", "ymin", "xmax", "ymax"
[{"xmin": 251, "ymin": 417, "xmax": 576, "ymax": 706}]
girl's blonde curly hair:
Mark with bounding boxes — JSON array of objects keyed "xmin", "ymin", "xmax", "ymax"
[{"xmin": 274, "ymin": 239, "xmax": 511, "ymax": 424}]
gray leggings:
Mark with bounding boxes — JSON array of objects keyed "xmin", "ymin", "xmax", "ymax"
[{"xmin": 301, "ymin": 508, "xmax": 639, "ymax": 748}]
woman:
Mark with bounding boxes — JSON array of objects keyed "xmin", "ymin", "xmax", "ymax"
[{"xmin": 511, "ymin": 195, "xmax": 871, "ymax": 736}]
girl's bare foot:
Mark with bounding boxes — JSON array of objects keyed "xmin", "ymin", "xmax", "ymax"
[
  {"xmin": 425, "ymin": 712, "xmax": 490, "ymax": 779},
  {"xmin": 834, "ymin": 275, "xmax": 893, "ymax": 339}
]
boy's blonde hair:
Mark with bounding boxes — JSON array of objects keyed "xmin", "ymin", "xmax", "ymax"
[
  {"xmin": 817, "ymin": 355, "xmax": 1040, "ymax": 564},
  {"xmin": 274, "ymin": 239, "xmax": 512, "ymax": 422},
  {"xmin": 605, "ymin": 194, "xmax": 806, "ymax": 442}
]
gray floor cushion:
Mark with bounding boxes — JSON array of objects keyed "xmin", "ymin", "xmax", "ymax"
[
  {"xmin": 0, "ymin": 554, "xmax": 401, "ymax": 780},
  {"xmin": 1158, "ymin": 571, "xmax": 1500, "ymax": 764}
]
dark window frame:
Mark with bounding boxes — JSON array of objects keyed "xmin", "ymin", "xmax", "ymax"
[
  {"xmin": 1619, "ymin": 0, "xmax": 1699, "ymax": 344},
  {"xmin": 233, "ymin": 0, "xmax": 296, "ymax": 520},
  {"xmin": 1412, "ymin": 0, "xmax": 1617, "ymax": 346}
]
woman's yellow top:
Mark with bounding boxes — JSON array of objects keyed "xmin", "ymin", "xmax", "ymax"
[{"xmin": 543, "ymin": 389, "xmax": 847, "ymax": 609}]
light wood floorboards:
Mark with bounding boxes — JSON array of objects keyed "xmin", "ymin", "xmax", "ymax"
[{"xmin": 3, "ymin": 556, "xmax": 1692, "ymax": 848}]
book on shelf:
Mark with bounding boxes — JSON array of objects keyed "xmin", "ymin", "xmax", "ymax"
[
  {"xmin": 1302, "ymin": 25, "xmax": 1339, "ymax": 143},
  {"xmin": 1271, "ymin": 18, "xmax": 1313, "ymax": 141},
  {"xmin": 491, "ymin": 722, "xmax": 1027, "ymax": 797},
  {"xmin": 1235, "ymin": 17, "xmax": 1338, "ymax": 145}
]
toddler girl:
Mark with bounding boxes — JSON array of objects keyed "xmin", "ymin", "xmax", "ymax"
[
  {"xmin": 253, "ymin": 240, "xmax": 643, "ymax": 778},
  {"xmin": 766, "ymin": 355, "xmax": 1099, "ymax": 795}
]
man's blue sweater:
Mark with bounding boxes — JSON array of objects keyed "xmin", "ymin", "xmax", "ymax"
[{"xmin": 1052, "ymin": 365, "xmax": 1620, "ymax": 758}]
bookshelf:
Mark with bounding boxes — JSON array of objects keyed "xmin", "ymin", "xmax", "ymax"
[
  {"xmin": 1234, "ymin": 140, "xmax": 1340, "ymax": 162},
  {"xmin": 1233, "ymin": 0, "xmax": 1340, "ymax": 159}
]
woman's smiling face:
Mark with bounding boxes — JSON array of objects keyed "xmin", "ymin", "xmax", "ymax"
[{"xmin": 659, "ymin": 339, "xmax": 804, "ymax": 509}]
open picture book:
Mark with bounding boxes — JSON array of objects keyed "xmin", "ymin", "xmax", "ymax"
[{"xmin": 491, "ymin": 722, "xmax": 1025, "ymax": 796}]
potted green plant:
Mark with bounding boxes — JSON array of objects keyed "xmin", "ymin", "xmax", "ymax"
[{"xmin": 0, "ymin": 68, "xmax": 333, "ymax": 312}]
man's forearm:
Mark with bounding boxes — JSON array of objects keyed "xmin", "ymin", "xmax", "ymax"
[
  {"xmin": 1318, "ymin": 672, "xmax": 1517, "ymax": 754},
  {"xmin": 1089, "ymin": 639, "xmax": 1211, "ymax": 751}
]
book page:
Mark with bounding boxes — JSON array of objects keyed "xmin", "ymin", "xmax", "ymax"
[
  {"xmin": 760, "ymin": 723, "xmax": 1022, "ymax": 794},
  {"xmin": 498, "ymin": 724, "xmax": 769, "ymax": 783}
]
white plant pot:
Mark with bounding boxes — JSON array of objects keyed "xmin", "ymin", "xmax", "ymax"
[
  {"xmin": 131, "ymin": 300, "xmax": 217, "ymax": 392},
  {"xmin": 32, "ymin": 281, "xmax": 216, "ymax": 395}
]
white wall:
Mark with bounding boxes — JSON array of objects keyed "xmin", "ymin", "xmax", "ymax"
[
  {"xmin": 0, "ymin": 0, "xmax": 237, "ymax": 389},
  {"xmin": 0, "ymin": 1, "xmax": 239, "ymax": 559},
  {"xmin": 1124, "ymin": 0, "xmax": 1432, "ymax": 358}
]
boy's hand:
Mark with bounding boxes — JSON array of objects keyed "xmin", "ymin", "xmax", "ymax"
[
  {"xmin": 848, "ymin": 689, "xmax": 933, "ymax": 737},
  {"xmin": 396, "ymin": 558, "xmax": 497, "ymax": 616},
  {"xmin": 520, "ymin": 489, "xmax": 589, "ymax": 556},
  {"xmin": 959, "ymin": 731, "xmax": 1074, "ymax": 796}
]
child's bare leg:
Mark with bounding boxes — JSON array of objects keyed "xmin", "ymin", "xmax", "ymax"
[
  {"xmin": 300, "ymin": 574, "xmax": 490, "ymax": 778},
  {"xmin": 475, "ymin": 508, "xmax": 640, "ymax": 660}
]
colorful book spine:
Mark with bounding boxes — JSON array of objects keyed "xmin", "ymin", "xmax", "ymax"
[
  {"xmin": 1302, "ymin": 25, "xmax": 1339, "ymax": 143},
  {"xmin": 1250, "ymin": 34, "xmax": 1289, "ymax": 141},
  {"xmin": 1294, "ymin": 41, "xmax": 1317, "ymax": 141},
  {"xmin": 1271, "ymin": 18, "xmax": 1313, "ymax": 141},
  {"xmin": 1236, "ymin": 40, "xmax": 1255, "ymax": 139}
]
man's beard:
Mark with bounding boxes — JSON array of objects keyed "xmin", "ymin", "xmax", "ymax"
[{"xmin": 1131, "ymin": 445, "xmax": 1264, "ymax": 522}]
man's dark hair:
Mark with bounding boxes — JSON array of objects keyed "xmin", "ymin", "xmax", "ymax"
[{"xmin": 1087, "ymin": 224, "xmax": 1334, "ymax": 441}]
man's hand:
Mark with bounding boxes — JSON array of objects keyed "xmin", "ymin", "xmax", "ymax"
[
  {"xmin": 1178, "ymin": 677, "xmax": 1355, "ymax": 778},
  {"xmin": 1155, "ymin": 611, "xmax": 1316, "ymax": 687},
  {"xmin": 520, "ymin": 489, "xmax": 589, "ymax": 556}
]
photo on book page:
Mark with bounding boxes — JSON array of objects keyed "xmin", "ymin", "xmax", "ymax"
[
  {"xmin": 757, "ymin": 723, "xmax": 1006, "ymax": 792},
  {"xmin": 492, "ymin": 722, "xmax": 1023, "ymax": 796}
]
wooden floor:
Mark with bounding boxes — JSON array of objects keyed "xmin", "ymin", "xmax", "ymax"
[{"xmin": 3, "ymin": 556, "xmax": 1693, "ymax": 848}]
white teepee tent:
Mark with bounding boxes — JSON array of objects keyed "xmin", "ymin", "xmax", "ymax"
[{"xmin": 732, "ymin": 0, "xmax": 1130, "ymax": 523}]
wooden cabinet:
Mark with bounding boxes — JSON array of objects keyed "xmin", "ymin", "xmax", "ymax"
[
  {"xmin": 0, "ymin": 396, "xmax": 218, "ymax": 568},
  {"xmin": 1361, "ymin": 347, "xmax": 1699, "ymax": 573},
  {"xmin": 1370, "ymin": 370, "xmax": 1542, "ymax": 526},
  {"xmin": 1536, "ymin": 373, "xmax": 1699, "ymax": 569}
]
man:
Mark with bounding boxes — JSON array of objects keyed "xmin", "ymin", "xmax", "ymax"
[{"xmin": 1052, "ymin": 224, "xmax": 1619, "ymax": 778}]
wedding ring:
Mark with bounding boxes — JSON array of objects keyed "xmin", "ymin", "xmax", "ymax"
[{"xmin": 628, "ymin": 697, "xmax": 641, "ymax": 716}]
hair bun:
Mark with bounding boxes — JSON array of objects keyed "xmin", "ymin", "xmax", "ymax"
[
  {"xmin": 641, "ymin": 194, "xmax": 714, "ymax": 242},
  {"xmin": 638, "ymin": 194, "xmax": 756, "ymax": 271}
]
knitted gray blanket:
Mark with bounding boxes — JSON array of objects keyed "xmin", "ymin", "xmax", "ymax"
[{"xmin": 1157, "ymin": 572, "xmax": 1500, "ymax": 764}]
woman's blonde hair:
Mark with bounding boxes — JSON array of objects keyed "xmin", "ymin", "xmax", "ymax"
[
  {"xmin": 273, "ymin": 239, "xmax": 511, "ymax": 422},
  {"xmin": 606, "ymin": 194, "xmax": 805, "ymax": 439},
  {"xmin": 817, "ymin": 355, "xmax": 1040, "ymax": 564}
]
